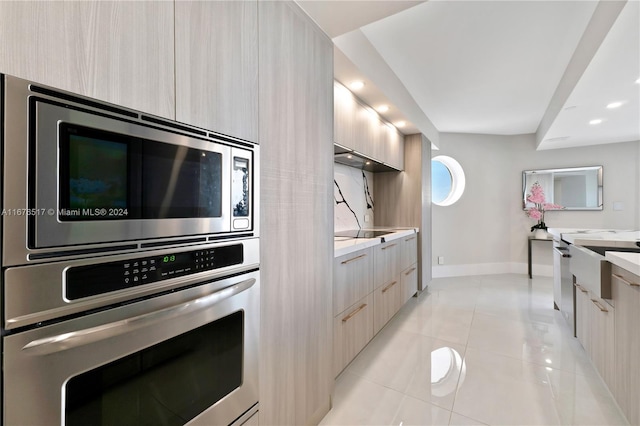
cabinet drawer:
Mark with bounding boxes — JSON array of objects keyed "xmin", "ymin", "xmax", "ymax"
[
  {"xmin": 334, "ymin": 248, "xmax": 373, "ymax": 316},
  {"xmin": 589, "ymin": 293, "xmax": 615, "ymax": 391},
  {"xmin": 334, "ymin": 293, "xmax": 374, "ymax": 377},
  {"xmin": 401, "ymin": 264, "xmax": 418, "ymax": 304},
  {"xmin": 574, "ymin": 282, "xmax": 591, "ymax": 352},
  {"xmin": 374, "ymin": 241, "xmax": 400, "ymax": 289},
  {"xmin": 401, "ymin": 234, "xmax": 418, "ymax": 270},
  {"xmin": 373, "ymin": 277, "xmax": 402, "ymax": 335}
]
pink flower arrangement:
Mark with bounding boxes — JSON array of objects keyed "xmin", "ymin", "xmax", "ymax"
[{"xmin": 525, "ymin": 182, "xmax": 563, "ymax": 232}]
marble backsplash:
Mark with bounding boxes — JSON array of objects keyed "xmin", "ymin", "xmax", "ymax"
[{"xmin": 334, "ymin": 162, "xmax": 375, "ymax": 231}]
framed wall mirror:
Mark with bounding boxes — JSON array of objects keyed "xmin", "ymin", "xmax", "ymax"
[{"xmin": 522, "ymin": 166, "xmax": 603, "ymax": 211}]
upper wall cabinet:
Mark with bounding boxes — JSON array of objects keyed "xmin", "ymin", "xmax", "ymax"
[
  {"xmin": 175, "ymin": 1, "xmax": 258, "ymax": 142},
  {"xmin": 334, "ymin": 82, "xmax": 404, "ymax": 170},
  {"xmin": 0, "ymin": 1, "xmax": 175, "ymax": 119}
]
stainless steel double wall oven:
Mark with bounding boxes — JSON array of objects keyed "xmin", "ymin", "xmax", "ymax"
[{"xmin": 1, "ymin": 74, "xmax": 260, "ymax": 425}]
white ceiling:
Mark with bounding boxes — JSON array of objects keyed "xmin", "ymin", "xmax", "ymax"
[{"xmin": 299, "ymin": 0, "xmax": 640, "ymax": 150}]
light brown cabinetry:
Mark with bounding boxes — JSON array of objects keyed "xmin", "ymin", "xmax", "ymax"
[
  {"xmin": 373, "ymin": 240, "xmax": 402, "ymax": 334},
  {"xmin": 333, "ymin": 233, "xmax": 418, "ymax": 376},
  {"xmin": 175, "ymin": 0, "xmax": 258, "ymax": 142},
  {"xmin": 589, "ymin": 294, "xmax": 615, "ymax": 390},
  {"xmin": 401, "ymin": 235, "xmax": 419, "ymax": 304},
  {"xmin": 334, "ymin": 293, "xmax": 374, "ymax": 377},
  {"xmin": 575, "ymin": 281, "xmax": 615, "ymax": 391},
  {"xmin": 374, "ymin": 241, "xmax": 400, "ymax": 289},
  {"xmin": 574, "ymin": 282, "xmax": 591, "ymax": 353},
  {"xmin": 333, "ymin": 82, "xmax": 404, "ymax": 170},
  {"xmin": 334, "ymin": 248, "xmax": 373, "ymax": 316},
  {"xmin": 402, "ymin": 265, "xmax": 419, "ymax": 304},
  {"xmin": 373, "ymin": 277, "xmax": 403, "ymax": 334},
  {"xmin": 611, "ymin": 266, "xmax": 640, "ymax": 426},
  {"xmin": 0, "ymin": 1, "xmax": 175, "ymax": 119}
]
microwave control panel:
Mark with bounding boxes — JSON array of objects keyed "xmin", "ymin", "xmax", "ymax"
[{"xmin": 65, "ymin": 244, "xmax": 244, "ymax": 300}]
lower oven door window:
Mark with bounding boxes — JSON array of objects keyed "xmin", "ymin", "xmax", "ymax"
[{"xmin": 65, "ymin": 311, "xmax": 243, "ymax": 426}]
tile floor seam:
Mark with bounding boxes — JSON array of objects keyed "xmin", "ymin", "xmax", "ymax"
[{"xmin": 446, "ymin": 285, "xmax": 477, "ymax": 423}]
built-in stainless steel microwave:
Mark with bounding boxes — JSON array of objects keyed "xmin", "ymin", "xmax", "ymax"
[{"xmin": 2, "ymin": 74, "xmax": 259, "ymax": 266}]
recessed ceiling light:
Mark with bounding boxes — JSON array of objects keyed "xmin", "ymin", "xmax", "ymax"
[
  {"xmin": 349, "ymin": 81, "xmax": 364, "ymax": 90},
  {"xmin": 395, "ymin": 121, "xmax": 406, "ymax": 128},
  {"xmin": 346, "ymin": 154, "xmax": 352, "ymax": 159},
  {"xmin": 636, "ymin": 77, "xmax": 640, "ymax": 84},
  {"xmin": 607, "ymin": 101, "xmax": 624, "ymax": 109},
  {"xmin": 365, "ymin": 161, "xmax": 371, "ymax": 165},
  {"xmin": 377, "ymin": 105, "xmax": 389, "ymax": 113},
  {"xmin": 589, "ymin": 119, "xmax": 603, "ymax": 125}
]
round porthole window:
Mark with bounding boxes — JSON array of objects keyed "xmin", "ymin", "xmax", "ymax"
[{"xmin": 431, "ymin": 155, "xmax": 465, "ymax": 206}]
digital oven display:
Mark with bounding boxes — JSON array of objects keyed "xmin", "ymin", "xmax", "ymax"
[{"xmin": 59, "ymin": 123, "xmax": 222, "ymax": 221}]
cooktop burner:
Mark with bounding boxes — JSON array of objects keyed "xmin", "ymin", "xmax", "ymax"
[{"xmin": 334, "ymin": 230, "xmax": 392, "ymax": 239}]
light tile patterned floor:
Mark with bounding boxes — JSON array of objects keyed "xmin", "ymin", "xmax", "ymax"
[{"xmin": 320, "ymin": 274, "xmax": 628, "ymax": 426}]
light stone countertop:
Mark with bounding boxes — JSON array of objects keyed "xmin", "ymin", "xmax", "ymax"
[
  {"xmin": 605, "ymin": 251, "xmax": 640, "ymax": 276},
  {"xmin": 561, "ymin": 230, "xmax": 639, "ymax": 246},
  {"xmin": 547, "ymin": 228, "xmax": 638, "ymax": 245},
  {"xmin": 334, "ymin": 228, "xmax": 418, "ymax": 258}
]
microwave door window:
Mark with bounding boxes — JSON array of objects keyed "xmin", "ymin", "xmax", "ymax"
[
  {"xmin": 142, "ymin": 143, "xmax": 222, "ymax": 219},
  {"xmin": 59, "ymin": 124, "xmax": 137, "ymax": 221}
]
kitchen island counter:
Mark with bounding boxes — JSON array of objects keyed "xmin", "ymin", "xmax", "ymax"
[{"xmin": 606, "ymin": 251, "xmax": 640, "ymax": 276}]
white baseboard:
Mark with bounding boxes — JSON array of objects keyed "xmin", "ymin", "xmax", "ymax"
[{"xmin": 432, "ymin": 262, "xmax": 553, "ymax": 278}]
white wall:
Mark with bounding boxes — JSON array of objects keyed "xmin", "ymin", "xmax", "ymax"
[
  {"xmin": 432, "ymin": 133, "xmax": 640, "ymax": 277},
  {"xmin": 334, "ymin": 163, "xmax": 375, "ymax": 231}
]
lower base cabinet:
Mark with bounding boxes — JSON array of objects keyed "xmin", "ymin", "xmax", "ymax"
[
  {"xmin": 333, "ymin": 293, "xmax": 374, "ymax": 377},
  {"xmin": 402, "ymin": 264, "xmax": 418, "ymax": 304},
  {"xmin": 575, "ymin": 283, "xmax": 591, "ymax": 353},
  {"xmin": 576, "ymin": 281, "xmax": 616, "ymax": 399},
  {"xmin": 333, "ymin": 233, "xmax": 418, "ymax": 376},
  {"xmin": 588, "ymin": 294, "xmax": 615, "ymax": 391},
  {"xmin": 373, "ymin": 279, "xmax": 403, "ymax": 335},
  {"xmin": 611, "ymin": 267, "xmax": 640, "ymax": 426}
]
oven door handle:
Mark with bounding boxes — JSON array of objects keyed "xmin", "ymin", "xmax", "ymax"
[{"xmin": 21, "ymin": 278, "xmax": 256, "ymax": 356}]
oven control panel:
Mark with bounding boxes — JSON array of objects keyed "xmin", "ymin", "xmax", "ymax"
[{"xmin": 65, "ymin": 244, "xmax": 244, "ymax": 300}]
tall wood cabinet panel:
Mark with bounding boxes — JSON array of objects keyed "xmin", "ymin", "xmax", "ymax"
[
  {"xmin": 175, "ymin": 1, "xmax": 258, "ymax": 142},
  {"xmin": 374, "ymin": 134, "xmax": 432, "ymax": 290},
  {"xmin": 258, "ymin": 2, "xmax": 334, "ymax": 425},
  {"xmin": 612, "ymin": 266, "xmax": 640, "ymax": 425},
  {"xmin": 0, "ymin": 1, "xmax": 175, "ymax": 118}
]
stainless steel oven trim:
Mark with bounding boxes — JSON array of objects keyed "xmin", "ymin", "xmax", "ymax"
[
  {"xmin": 35, "ymin": 101, "xmax": 233, "ymax": 247},
  {"xmin": 3, "ymin": 271, "xmax": 260, "ymax": 426},
  {"xmin": 4, "ymin": 238, "xmax": 259, "ymax": 330},
  {"xmin": 22, "ymin": 277, "xmax": 256, "ymax": 355}
]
